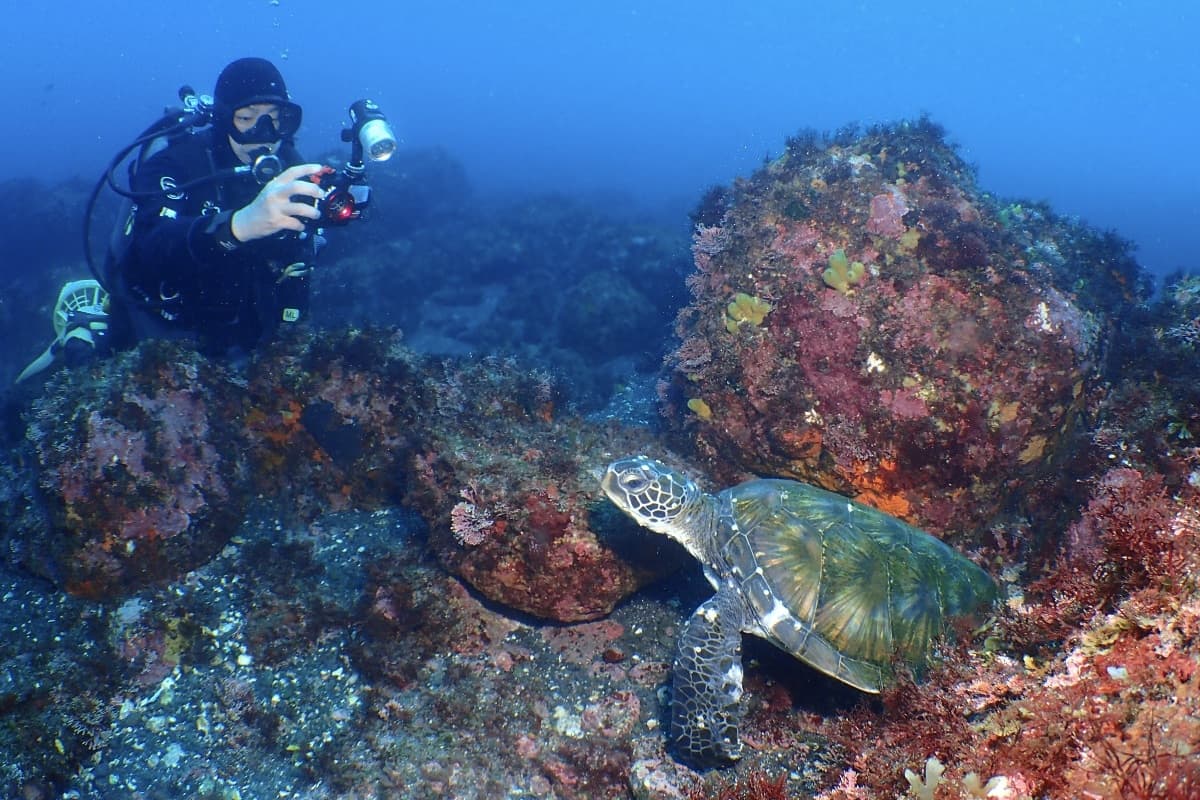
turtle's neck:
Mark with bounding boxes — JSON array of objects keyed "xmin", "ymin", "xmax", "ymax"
[{"xmin": 675, "ymin": 491, "xmax": 724, "ymax": 568}]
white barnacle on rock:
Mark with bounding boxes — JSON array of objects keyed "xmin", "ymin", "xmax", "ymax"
[
  {"xmin": 552, "ymin": 705, "xmax": 584, "ymax": 738},
  {"xmin": 1031, "ymin": 300, "xmax": 1055, "ymax": 333}
]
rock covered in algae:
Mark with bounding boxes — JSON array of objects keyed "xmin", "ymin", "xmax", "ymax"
[{"xmin": 668, "ymin": 118, "xmax": 1146, "ymax": 536}]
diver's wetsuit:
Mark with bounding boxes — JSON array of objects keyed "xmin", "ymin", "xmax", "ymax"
[{"xmin": 109, "ymin": 128, "xmax": 316, "ymax": 354}]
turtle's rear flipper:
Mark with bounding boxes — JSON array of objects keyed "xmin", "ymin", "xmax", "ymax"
[{"xmin": 671, "ymin": 582, "xmax": 746, "ymax": 766}]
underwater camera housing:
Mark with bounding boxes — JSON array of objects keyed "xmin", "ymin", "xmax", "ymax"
[
  {"xmin": 305, "ymin": 166, "xmax": 361, "ymax": 225},
  {"xmin": 304, "ymin": 99, "xmax": 398, "ymax": 226}
]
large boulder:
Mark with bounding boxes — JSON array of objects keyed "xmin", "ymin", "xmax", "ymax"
[
  {"xmin": 666, "ymin": 119, "xmax": 1147, "ymax": 536},
  {"xmin": 404, "ymin": 357, "xmax": 687, "ymax": 622},
  {"xmin": 23, "ymin": 342, "xmax": 249, "ymax": 599}
]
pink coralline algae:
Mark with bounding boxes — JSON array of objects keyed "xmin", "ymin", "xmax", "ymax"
[
  {"xmin": 26, "ymin": 341, "xmax": 248, "ymax": 599},
  {"xmin": 770, "ymin": 220, "xmax": 821, "ymax": 268},
  {"xmin": 669, "ymin": 119, "xmax": 1144, "ymax": 537},
  {"xmin": 865, "ymin": 185, "xmax": 909, "ymax": 238},
  {"xmin": 809, "ymin": 469, "xmax": 1200, "ymax": 799}
]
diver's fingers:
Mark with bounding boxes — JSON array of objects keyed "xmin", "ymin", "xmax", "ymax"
[
  {"xmin": 274, "ymin": 163, "xmax": 328, "ymax": 183},
  {"xmin": 280, "ymin": 199, "xmax": 322, "ymax": 221}
]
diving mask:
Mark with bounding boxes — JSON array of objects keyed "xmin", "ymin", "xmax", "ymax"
[{"xmin": 228, "ymin": 102, "xmax": 302, "ymax": 145}]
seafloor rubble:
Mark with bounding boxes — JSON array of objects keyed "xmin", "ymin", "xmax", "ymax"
[{"xmin": 0, "ymin": 121, "xmax": 1198, "ymax": 799}]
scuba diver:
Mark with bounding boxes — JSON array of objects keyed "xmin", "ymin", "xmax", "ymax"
[{"xmin": 17, "ymin": 57, "xmax": 396, "ymax": 382}]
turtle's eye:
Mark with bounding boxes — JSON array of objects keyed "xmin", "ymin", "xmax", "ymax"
[{"xmin": 620, "ymin": 472, "xmax": 650, "ymax": 493}]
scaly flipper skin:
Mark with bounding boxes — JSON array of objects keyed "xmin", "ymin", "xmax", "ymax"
[{"xmin": 671, "ymin": 581, "xmax": 747, "ymax": 766}]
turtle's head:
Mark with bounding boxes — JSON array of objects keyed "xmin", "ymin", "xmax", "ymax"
[{"xmin": 601, "ymin": 456, "xmax": 702, "ymax": 540}]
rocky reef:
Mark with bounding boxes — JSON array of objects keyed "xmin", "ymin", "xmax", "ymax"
[
  {"xmin": 5, "ymin": 328, "xmax": 684, "ymax": 622},
  {"xmin": 242, "ymin": 328, "xmax": 422, "ymax": 517},
  {"xmin": 1, "ymin": 123, "xmax": 1198, "ymax": 799}
]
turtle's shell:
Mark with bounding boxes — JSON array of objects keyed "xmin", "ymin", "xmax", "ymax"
[{"xmin": 716, "ymin": 479, "xmax": 997, "ymax": 692}]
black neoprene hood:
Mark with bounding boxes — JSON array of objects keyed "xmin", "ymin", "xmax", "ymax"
[
  {"xmin": 212, "ymin": 57, "xmax": 302, "ymax": 141},
  {"xmin": 215, "ymin": 57, "xmax": 290, "ymax": 111}
]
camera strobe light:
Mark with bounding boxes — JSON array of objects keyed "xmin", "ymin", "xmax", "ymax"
[{"xmin": 347, "ymin": 99, "xmax": 397, "ymax": 162}]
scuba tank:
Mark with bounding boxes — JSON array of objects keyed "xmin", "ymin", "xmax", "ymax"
[{"xmin": 83, "ymin": 86, "xmax": 216, "ymax": 291}]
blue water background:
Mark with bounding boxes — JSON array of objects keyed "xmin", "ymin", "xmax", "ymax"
[{"xmin": 2, "ymin": 0, "xmax": 1197, "ymax": 276}]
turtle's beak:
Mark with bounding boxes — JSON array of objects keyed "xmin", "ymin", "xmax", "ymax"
[
  {"xmin": 589, "ymin": 465, "xmax": 608, "ymax": 490},
  {"xmin": 599, "ymin": 467, "xmax": 620, "ymax": 503}
]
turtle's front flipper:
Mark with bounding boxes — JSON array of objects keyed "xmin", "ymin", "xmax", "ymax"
[{"xmin": 671, "ymin": 582, "xmax": 747, "ymax": 766}]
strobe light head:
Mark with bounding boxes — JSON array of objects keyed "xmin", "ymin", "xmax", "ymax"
[{"xmin": 346, "ymin": 99, "xmax": 397, "ymax": 162}]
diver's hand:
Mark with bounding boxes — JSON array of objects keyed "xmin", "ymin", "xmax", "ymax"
[{"xmin": 230, "ymin": 163, "xmax": 327, "ymax": 242}]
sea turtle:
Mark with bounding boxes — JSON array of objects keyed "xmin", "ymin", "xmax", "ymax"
[{"xmin": 600, "ymin": 455, "xmax": 998, "ymax": 766}]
